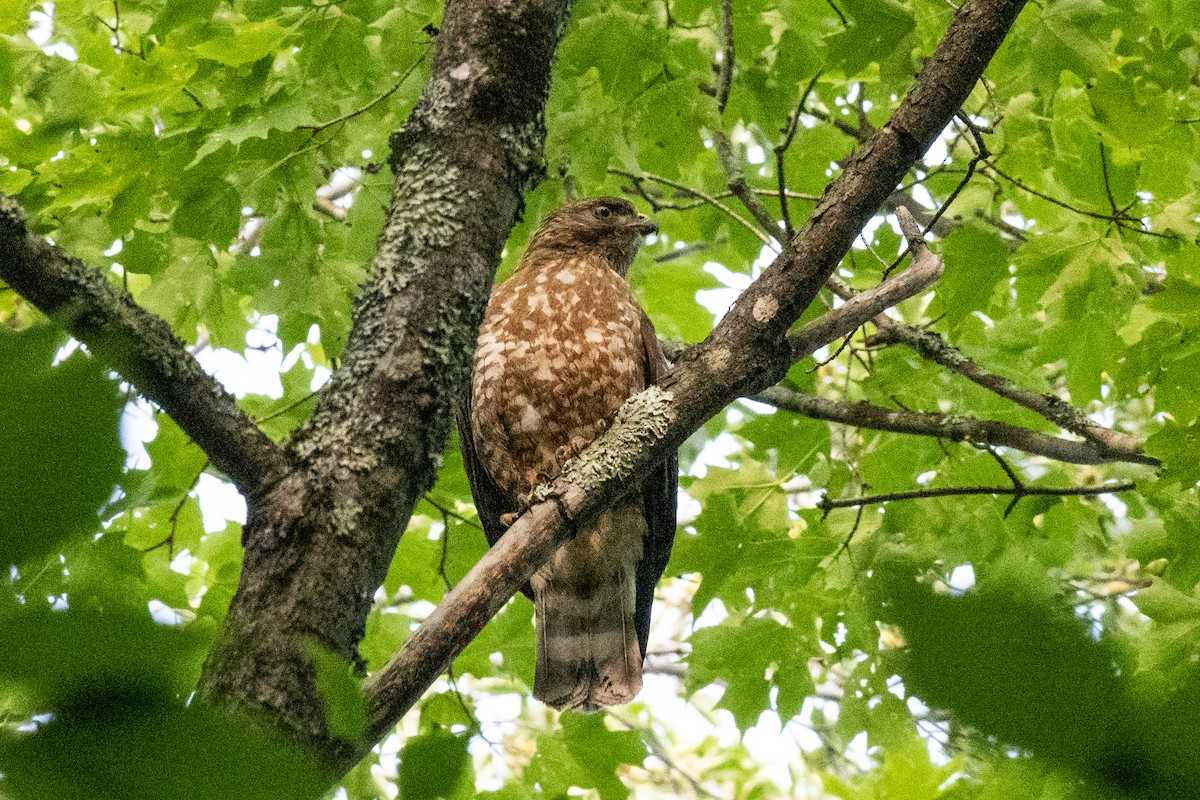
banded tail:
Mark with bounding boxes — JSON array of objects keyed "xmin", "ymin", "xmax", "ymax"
[{"xmin": 532, "ymin": 502, "xmax": 646, "ymax": 711}]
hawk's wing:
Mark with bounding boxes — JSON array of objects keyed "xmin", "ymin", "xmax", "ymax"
[
  {"xmin": 457, "ymin": 390, "xmax": 537, "ymax": 599},
  {"xmin": 634, "ymin": 309, "xmax": 679, "ymax": 660}
]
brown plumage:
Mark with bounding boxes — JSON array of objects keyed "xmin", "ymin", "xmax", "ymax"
[{"xmin": 459, "ymin": 197, "xmax": 678, "ymax": 711}]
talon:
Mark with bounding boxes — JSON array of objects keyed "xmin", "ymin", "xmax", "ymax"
[{"xmin": 500, "ymin": 512, "xmax": 520, "ymax": 528}]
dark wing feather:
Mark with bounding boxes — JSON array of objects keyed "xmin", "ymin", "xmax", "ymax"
[
  {"xmin": 633, "ymin": 309, "xmax": 679, "ymax": 659},
  {"xmin": 455, "ymin": 392, "xmax": 509, "ymax": 548},
  {"xmin": 457, "ymin": 388, "xmax": 537, "ymax": 600}
]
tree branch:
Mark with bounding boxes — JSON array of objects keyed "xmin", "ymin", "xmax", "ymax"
[
  {"xmin": 0, "ymin": 196, "xmax": 289, "ymax": 497},
  {"xmin": 863, "ymin": 316, "xmax": 1148, "ymax": 458},
  {"xmin": 753, "ymin": 386, "xmax": 1157, "ymax": 466},
  {"xmin": 786, "ymin": 215, "xmax": 943, "ymax": 362},
  {"xmin": 360, "ymin": 0, "xmax": 1029, "ymax": 764}
]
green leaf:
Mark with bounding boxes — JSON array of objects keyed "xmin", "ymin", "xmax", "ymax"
[
  {"xmin": 0, "ymin": 697, "xmax": 328, "ymax": 800},
  {"xmin": 825, "ymin": 0, "xmax": 916, "ymax": 76},
  {"xmin": 873, "ymin": 562, "xmax": 1129, "ymax": 775},
  {"xmin": 0, "ymin": 327, "xmax": 124, "ymax": 566},
  {"xmin": 686, "ymin": 616, "xmax": 815, "ymax": 730},
  {"xmin": 306, "ymin": 641, "xmax": 368, "ymax": 742},
  {"xmin": 398, "ymin": 731, "xmax": 471, "ymax": 800},
  {"xmin": 1146, "ymin": 420, "xmax": 1200, "ymax": 487},
  {"xmin": 937, "ymin": 222, "xmax": 1010, "ymax": 329},
  {"xmin": 192, "ymin": 20, "xmax": 290, "ymax": 67}
]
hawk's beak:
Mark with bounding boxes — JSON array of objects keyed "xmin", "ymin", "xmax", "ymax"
[{"xmin": 632, "ymin": 214, "xmax": 658, "ymax": 236}]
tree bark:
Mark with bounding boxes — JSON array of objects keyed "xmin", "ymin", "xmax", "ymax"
[{"xmin": 194, "ymin": 0, "xmax": 574, "ymax": 769}]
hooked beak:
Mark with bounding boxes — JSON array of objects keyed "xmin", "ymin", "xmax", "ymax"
[{"xmin": 631, "ymin": 214, "xmax": 658, "ymax": 236}]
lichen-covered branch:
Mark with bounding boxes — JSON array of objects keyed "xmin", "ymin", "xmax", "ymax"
[
  {"xmin": 0, "ymin": 195, "xmax": 289, "ymax": 496},
  {"xmin": 362, "ymin": 0, "xmax": 1030, "ymax": 751},
  {"xmin": 866, "ymin": 315, "xmax": 1147, "ymax": 454},
  {"xmin": 753, "ymin": 386, "xmax": 1158, "ymax": 467}
]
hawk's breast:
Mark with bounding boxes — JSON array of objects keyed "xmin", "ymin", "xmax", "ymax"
[{"xmin": 471, "ymin": 254, "xmax": 646, "ymax": 499}]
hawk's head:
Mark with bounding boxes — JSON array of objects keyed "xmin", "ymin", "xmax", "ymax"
[{"xmin": 526, "ymin": 197, "xmax": 658, "ymax": 276}]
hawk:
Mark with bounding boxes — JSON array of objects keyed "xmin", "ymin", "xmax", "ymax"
[{"xmin": 459, "ymin": 197, "xmax": 678, "ymax": 711}]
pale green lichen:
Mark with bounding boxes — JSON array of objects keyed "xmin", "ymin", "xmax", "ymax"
[{"xmin": 530, "ymin": 386, "xmax": 676, "ymax": 505}]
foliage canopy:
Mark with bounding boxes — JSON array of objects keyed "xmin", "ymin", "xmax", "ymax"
[{"xmin": 3, "ymin": 0, "xmax": 1200, "ymax": 797}]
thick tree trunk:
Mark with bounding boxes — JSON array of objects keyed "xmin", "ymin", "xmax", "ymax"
[{"xmin": 195, "ymin": 0, "xmax": 574, "ymax": 769}]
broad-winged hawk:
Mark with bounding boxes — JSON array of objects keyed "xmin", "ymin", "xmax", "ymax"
[{"xmin": 459, "ymin": 197, "xmax": 678, "ymax": 710}]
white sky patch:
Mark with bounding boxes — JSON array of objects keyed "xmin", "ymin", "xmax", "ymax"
[
  {"xmin": 948, "ymin": 563, "xmax": 976, "ymax": 594},
  {"xmin": 743, "ymin": 710, "xmax": 803, "ymax": 789},
  {"xmin": 120, "ymin": 397, "xmax": 157, "ymax": 469},
  {"xmin": 196, "ymin": 473, "xmax": 247, "ymax": 531}
]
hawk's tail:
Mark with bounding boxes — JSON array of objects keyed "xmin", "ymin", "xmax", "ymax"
[{"xmin": 532, "ymin": 504, "xmax": 645, "ymax": 711}]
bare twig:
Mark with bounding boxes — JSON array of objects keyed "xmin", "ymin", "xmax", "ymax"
[
  {"xmin": 713, "ymin": 130, "xmax": 779, "ymax": 235},
  {"xmin": 818, "ymin": 480, "xmax": 1136, "ymax": 517},
  {"xmin": 715, "ymin": 0, "xmax": 734, "ymax": 114},
  {"xmin": 776, "ymin": 73, "xmax": 823, "ymax": 240},
  {"xmin": 983, "ymin": 159, "xmax": 1175, "ymax": 239},
  {"xmin": 610, "ymin": 169, "xmax": 773, "ymax": 247},
  {"xmin": 142, "ymin": 459, "xmax": 209, "ymax": 557}
]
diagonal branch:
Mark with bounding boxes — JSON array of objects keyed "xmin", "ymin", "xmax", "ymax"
[{"xmin": 0, "ymin": 196, "xmax": 289, "ymax": 497}]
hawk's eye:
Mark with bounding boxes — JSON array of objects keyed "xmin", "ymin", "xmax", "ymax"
[{"xmin": 595, "ymin": 206, "xmax": 613, "ymax": 219}]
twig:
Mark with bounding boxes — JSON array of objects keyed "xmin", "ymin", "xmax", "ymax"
[
  {"xmin": 609, "ymin": 169, "xmax": 772, "ymax": 247},
  {"xmin": 776, "ymin": 72, "xmax": 822, "ymax": 240},
  {"xmin": 983, "ymin": 159, "xmax": 1175, "ymax": 239},
  {"xmin": 304, "ymin": 51, "xmax": 428, "ymax": 137},
  {"xmin": 715, "ymin": 0, "xmax": 733, "ymax": 114},
  {"xmin": 787, "ymin": 207, "xmax": 943, "ymax": 361},
  {"xmin": 255, "ymin": 389, "xmax": 322, "ymax": 424},
  {"xmin": 142, "ymin": 459, "xmax": 209, "ymax": 557},
  {"xmin": 655, "ymin": 242, "xmax": 706, "ymax": 262},
  {"xmin": 713, "ymin": 131, "xmax": 779, "ymax": 235},
  {"xmin": 421, "ymin": 494, "xmax": 484, "ymax": 532},
  {"xmin": 818, "ymin": 480, "xmax": 1136, "ymax": 517},
  {"xmin": 825, "ymin": 0, "xmax": 849, "ymax": 25}
]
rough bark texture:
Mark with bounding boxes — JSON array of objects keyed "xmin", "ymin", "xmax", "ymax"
[
  {"xmin": 0, "ymin": 196, "xmax": 288, "ymax": 497},
  {"xmin": 361, "ymin": 0, "xmax": 1031, "ymax": 761},
  {"xmin": 195, "ymin": 0, "xmax": 574, "ymax": 768}
]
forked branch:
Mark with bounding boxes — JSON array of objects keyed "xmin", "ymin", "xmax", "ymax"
[{"xmin": 0, "ymin": 196, "xmax": 289, "ymax": 496}]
